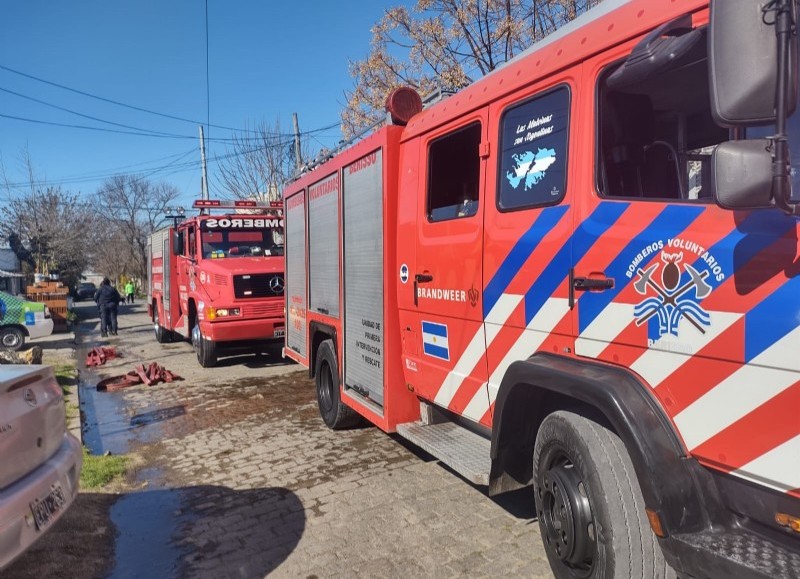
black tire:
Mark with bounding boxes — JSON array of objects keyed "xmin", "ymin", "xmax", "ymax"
[
  {"xmin": 315, "ymin": 339, "xmax": 359, "ymax": 429},
  {"xmin": 153, "ymin": 306, "xmax": 171, "ymax": 344},
  {"xmin": 192, "ymin": 320, "xmax": 217, "ymax": 368},
  {"xmin": 0, "ymin": 327, "xmax": 25, "ymax": 351},
  {"xmin": 533, "ymin": 410, "xmax": 669, "ymax": 579}
]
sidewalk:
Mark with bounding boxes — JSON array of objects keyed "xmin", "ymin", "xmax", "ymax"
[{"xmin": 27, "ymin": 315, "xmax": 81, "ymax": 440}]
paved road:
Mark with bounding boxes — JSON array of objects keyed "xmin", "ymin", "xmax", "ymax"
[{"xmin": 11, "ymin": 301, "xmax": 553, "ymax": 578}]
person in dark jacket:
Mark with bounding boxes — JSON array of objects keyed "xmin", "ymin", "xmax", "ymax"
[{"xmin": 94, "ymin": 277, "xmax": 121, "ymax": 337}]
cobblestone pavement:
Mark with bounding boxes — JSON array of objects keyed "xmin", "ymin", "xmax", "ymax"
[{"xmin": 29, "ymin": 302, "xmax": 554, "ymax": 578}]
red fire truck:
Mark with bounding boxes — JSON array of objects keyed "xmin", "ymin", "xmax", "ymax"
[
  {"xmin": 148, "ymin": 199, "xmax": 285, "ymax": 367},
  {"xmin": 284, "ymin": 0, "xmax": 800, "ymax": 577}
]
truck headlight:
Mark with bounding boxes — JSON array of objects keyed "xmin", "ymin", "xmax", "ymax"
[{"xmin": 206, "ymin": 307, "xmax": 240, "ymax": 320}]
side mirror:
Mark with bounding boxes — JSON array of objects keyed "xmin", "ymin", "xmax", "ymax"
[
  {"xmin": 171, "ymin": 231, "xmax": 183, "ymax": 256},
  {"xmin": 709, "ymin": 0, "xmax": 797, "ymax": 126},
  {"xmin": 712, "ymin": 140, "xmax": 774, "ymax": 209}
]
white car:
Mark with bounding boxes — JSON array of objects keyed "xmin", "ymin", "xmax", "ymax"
[{"xmin": 0, "ymin": 365, "xmax": 82, "ymax": 570}]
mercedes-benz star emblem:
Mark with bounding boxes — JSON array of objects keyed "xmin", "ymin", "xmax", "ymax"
[{"xmin": 269, "ymin": 275, "xmax": 285, "ymax": 295}]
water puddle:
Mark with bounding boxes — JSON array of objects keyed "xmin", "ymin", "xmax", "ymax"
[
  {"xmin": 77, "ymin": 316, "xmax": 190, "ymax": 578},
  {"xmin": 108, "ymin": 489, "xmax": 185, "ymax": 579},
  {"xmin": 130, "ymin": 405, "xmax": 186, "ymax": 427},
  {"xmin": 78, "ymin": 371, "xmax": 134, "ymax": 456}
]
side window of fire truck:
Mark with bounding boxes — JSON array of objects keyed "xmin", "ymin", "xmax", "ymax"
[
  {"xmin": 427, "ymin": 122, "xmax": 481, "ymax": 222},
  {"xmin": 186, "ymin": 228, "xmax": 196, "ymax": 258},
  {"xmin": 498, "ymin": 85, "xmax": 570, "ymax": 210},
  {"xmin": 597, "ymin": 24, "xmax": 728, "ymax": 201}
]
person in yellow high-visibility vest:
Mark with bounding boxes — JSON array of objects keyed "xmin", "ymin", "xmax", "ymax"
[{"xmin": 124, "ymin": 281, "xmax": 135, "ymax": 304}]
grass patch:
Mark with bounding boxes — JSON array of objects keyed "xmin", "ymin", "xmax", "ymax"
[
  {"xmin": 65, "ymin": 402, "xmax": 80, "ymax": 422},
  {"xmin": 80, "ymin": 448, "xmax": 129, "ymax": 489},
  {"xmin": 54, "ymin": 364, "xmax": 78, "ymax": 394}
]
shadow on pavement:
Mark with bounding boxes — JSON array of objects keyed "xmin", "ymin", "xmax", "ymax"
[
  {"xmin": 25, "ymin": 335, "xmax": 78, "ymax": 351},
  {"xmin": 109, "ymin": 485, "xmax": 306, "ymax": 579},
  {"xmin": 4, "ymin": 485, "xmax": 306, "ymax": 579},
  {"xmin": 2, "ymin": 492, "xmax": 119, "ymax": 579}
]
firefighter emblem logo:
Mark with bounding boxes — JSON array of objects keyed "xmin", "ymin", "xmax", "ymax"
[{"xmin": 633, "ymin": 251, "xmax": 711, "ymax": 337}]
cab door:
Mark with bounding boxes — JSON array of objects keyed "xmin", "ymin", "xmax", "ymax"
[
  {"xmin": 575, "ymin": 30, "xmax": 800, "ymax": 505},
  {"xmin": 482, "ymin": 82, "xmax": 576, "ymax": 428},
  {"xmin": 410, "ymin": 112, "xmax": 490, "ymax": 424}
]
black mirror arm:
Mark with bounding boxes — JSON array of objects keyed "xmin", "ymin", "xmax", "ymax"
[{"xmin": 771, "ymin": 0, "xmax": 800, "ymax": 216}]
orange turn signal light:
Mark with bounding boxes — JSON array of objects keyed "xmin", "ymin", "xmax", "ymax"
[
  {"xmin": 776, "ymin": 513, "xmax": 800, "ymax": 534},
  {"xmin": 646, "ymin": 508, "xmax": 667, "ymax": 538}
]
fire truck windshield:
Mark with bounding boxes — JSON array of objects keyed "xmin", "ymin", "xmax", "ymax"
[{"xmin": 201, "ymin": 229, "xmax": 284, "ymax": 259}]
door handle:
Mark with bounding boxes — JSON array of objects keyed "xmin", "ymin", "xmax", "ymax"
[
  {"xmin": 572, "ymin": 277, "xmax": 614, "ymax": 291},
  {"xmin": 569, "ymin": 270, "xmax": 614, "ymax": 309},
  {"xmin": 413, "ymin": 273, "xmax": 433, "ymax": 306}
]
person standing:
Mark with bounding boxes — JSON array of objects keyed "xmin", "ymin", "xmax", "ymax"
[
  {"xmin": 94, "ymin": 278, "xmax": 121, "ymax": 337},
  {"xmin": 124, "ymin": 280, "xmax": 135, "ymax": 304}
]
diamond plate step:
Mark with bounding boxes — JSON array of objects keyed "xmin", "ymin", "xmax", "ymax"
[
  {"xmin": 396, "ymin": 421, "xmax": 491, "ymax": 485},
  {"xmin": 673, "ymin": 528, "xmax": 800, "ymax": 579}
]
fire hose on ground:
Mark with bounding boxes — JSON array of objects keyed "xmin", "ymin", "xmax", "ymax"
[{"xmin": 96, "ymin": 362, "xmax": 183, "ymax": 392}]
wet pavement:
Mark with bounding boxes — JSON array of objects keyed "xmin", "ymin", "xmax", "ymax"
[{"xmin": 5, "ymin": 301, "xmax": 552, "ymax": 578}]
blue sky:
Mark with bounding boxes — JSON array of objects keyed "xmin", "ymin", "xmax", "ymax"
[{"xmin": 0, "ymin": 1, "xmax": 407, "ymax": 208}]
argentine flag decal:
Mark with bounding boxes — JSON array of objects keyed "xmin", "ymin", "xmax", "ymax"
[{"xmin": 422, "ymin": 321, "xmax": 450, "ymax": 361}]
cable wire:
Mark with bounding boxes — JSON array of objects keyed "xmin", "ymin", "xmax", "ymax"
[{"xmin": 0, "ymin": 62, "xmax": 259, "ymax": 134}]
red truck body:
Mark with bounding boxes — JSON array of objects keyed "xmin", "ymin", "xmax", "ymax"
[
  {"xmin": 283, "ymin": 0, "xmax": 800, "ymax": 577},
  {"xmin": 148, "ymin": 201, "xmax": 285, "ymax": 367}
]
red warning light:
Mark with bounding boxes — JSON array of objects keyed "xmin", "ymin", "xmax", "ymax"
[{"xmin": 193, "ymin": 199, "xmax": 221, "ymax": 208}]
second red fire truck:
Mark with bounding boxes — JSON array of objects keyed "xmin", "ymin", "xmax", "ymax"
[
  {"xmin": 148, "ymin": 199, "xmax": 285, "ymax": 367},
  {"xmin": 284, "ymin": 0, "xmax": 800, "ymax": 577}
]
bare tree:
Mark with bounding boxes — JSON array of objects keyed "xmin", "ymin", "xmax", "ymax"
[
  {"xmin": 91, "ymin": 228, "xmax": 134, "ymax": 284},
  {"xmin": 215, "ymin": 118, "xmax": 309, "ymax": 201},
  {"xmin": 94, "ymin": 175, "xmax": 180, "ymax": 284},
  {"xmin": 0, "ymin": 152, "xmax": 96, "ymax": 290},
  {"xmin": 342, "ymin": 0, "xmax": 602, "ymax": 136}
]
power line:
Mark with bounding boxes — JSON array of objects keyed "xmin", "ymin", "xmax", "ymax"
[
  {"xmin": 0, "ymin": 109, "xmax": 341, "ymax": 142},
  {"xmin": 0, "ymin": 85, "xmax": 194, "ymax": 138},
  {"xmin": 205, "ymin": 0, "xmax": 211, "ymax": 140},
  {"xmin": 0, "ymin": 62, "xmax": 259, "ymax": 135},
  {"xmin": 0, "ymin": 112, "xmax": 200, "ymax": 138},
  {"xmin": 12, "ymin": 148, "xmax": 198, "ymax": 186},
  {"xmin": 1, "ymin": 135, "xmax": 300, "ymax": 190}
]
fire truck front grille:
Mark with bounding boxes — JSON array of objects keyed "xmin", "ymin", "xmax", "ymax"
[
  {"xmin": 233, "ymin": 273, "xmax": 284, "ymax": 299},
  {"xmin": 241, "ymin": 302, "xmax": 284, "ymax": 318},
  {"xmin": 213, "ymin": 274, "xmax": 227, "ymax": 286}
]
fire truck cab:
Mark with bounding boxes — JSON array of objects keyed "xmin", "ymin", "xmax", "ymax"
[
  {"xmin": 148, "ymin": 199, "xmax": 285, "ymax": 367},
  {"xmin": 284, "ymin": 1, "xmax": 800, "ymax": 577}
]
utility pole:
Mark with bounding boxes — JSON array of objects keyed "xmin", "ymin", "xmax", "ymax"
[
  {"xmin": 292, "ymin": 112, "xmax": 303, "ymax": 172},
  {"xmin": 199, "ymin": 125, "xmax": 209, "ymax": 200}
]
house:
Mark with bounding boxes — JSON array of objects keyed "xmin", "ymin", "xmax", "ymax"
[{"xmin": 0, "ymin": 248, "xmax": 24, "ymax": 296}]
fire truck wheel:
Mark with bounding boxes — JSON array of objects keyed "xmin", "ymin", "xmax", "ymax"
[
  {"xmin": 0, "ymin": 327, "xmax": 25, "ymax": 351},
  {"xmin": 193, "ymin": 322, "xmax": 218, "ymax": 368},
  {"xmin": 315, "ymin": 339, "xmax": 360, "ymax": 430},
  {"xmin": 153, "ymin": 308, "xmax": 171, "ymax": 344},
  {"xmin": 533, "ymin": 410, "xmax": 667, "ymax": 579}
]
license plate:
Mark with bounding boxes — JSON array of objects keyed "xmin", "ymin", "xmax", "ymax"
[
  {"xmin": 273, "ymin": 328, "xmax": 285, "ymax": 338},
  {"xmin": 29, "ymin": 482, "xmax": 66, "ymax": 531}
]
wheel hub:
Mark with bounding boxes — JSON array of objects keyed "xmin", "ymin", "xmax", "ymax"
[
  {"xmin": 538, "ymin": 459, "xmax": 594, "ymax": 569},
  {"xmin": 191, "ymin": 324, "xmax": 200, "ymax": 350},
  {"xmin": 318, "ymin": 365, "xmax": 334, "ymax": 413}
]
